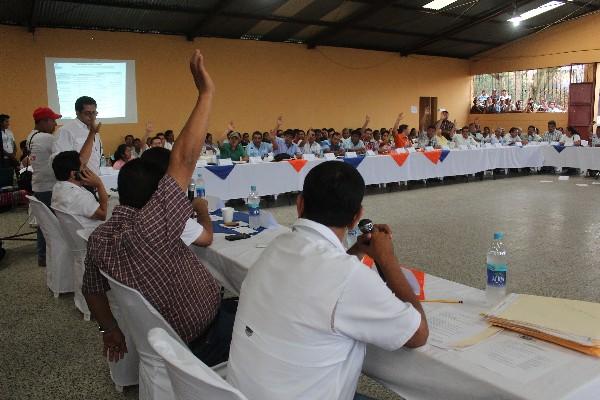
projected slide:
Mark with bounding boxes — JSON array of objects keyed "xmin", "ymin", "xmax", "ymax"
[{"xmin": 46, "ymin": 58, "xmax": 137, "ymax": 124}]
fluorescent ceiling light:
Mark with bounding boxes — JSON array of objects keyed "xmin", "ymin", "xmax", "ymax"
[
  {"xmin": 508, "ymin": 1, "xmax": 565, "ymax": 23},
  {"xmin": 423, "ymin": 0, "xmax": 459, "ymax": 10}
]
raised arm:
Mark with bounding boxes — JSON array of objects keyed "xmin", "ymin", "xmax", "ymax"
[
  {"xmin": 270, "ymin": 116, "xmax": 283, "ymax": 150},
  {"xmin": 141, "ymin": 122, "xmax": 153, "ymax": 150},
  {"xmin": 79, "ymin": 121, "xmax": 101, "ymax": 167},
  {"xmin": 167, "ymin": 50, "xmax": 215, "ymax": 191},
  {"xmin": 360, "ymin": 115, "xmax": 370, "ymax": 135},
  {"xmin": 392, "ymin": 113, "xmax": 404, "ymax": 135},
  {"xmin": 420, "ymin": 107, "xmax": 430, "ymax": 131},
  {"xmin": 224, "ymin": 121, "xmax": 235, "ymax": 139}
]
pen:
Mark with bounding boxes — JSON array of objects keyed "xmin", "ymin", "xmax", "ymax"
[{"xmin": 421, "ymin": 299, "xmax": 463, "ymax": 304}]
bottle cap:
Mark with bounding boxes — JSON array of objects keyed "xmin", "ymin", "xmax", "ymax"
[
  {"xmin": 251, "ymin": 185, "xmax": 256, "ymax": 191},
  {"xmin": 493, "ymin": 232, "xmax": 504, "ymax": 240}
]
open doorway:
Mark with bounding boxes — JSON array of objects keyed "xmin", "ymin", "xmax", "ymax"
[{"xmin": 419, "ymin": 97, "xmax": 438, "ymax": 132}]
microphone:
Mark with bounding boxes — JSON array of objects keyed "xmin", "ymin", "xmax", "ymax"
[{"xmin": 356, "ymin": 218, "xmax": 386, "ymax": 282}]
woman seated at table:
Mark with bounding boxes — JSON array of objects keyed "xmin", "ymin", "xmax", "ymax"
[
  {"xmin": 559, "ymin": 126, "xmax": 582, "ymax": 146},
  {"xmin": 378, "ymin": 130, "xmax": 393, "ymax": 154},
  {"xmin": 112, "ymin": 144, "xmax": 132, "ymax": 170},
  {"xmin": 219, "ymin": 131, "xmax": 247, "ymax": 161}
]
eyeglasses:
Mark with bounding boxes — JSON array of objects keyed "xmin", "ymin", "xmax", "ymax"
[{"xmin": 80, "ymin": 111, "xmax": 98, "ymax": 117}]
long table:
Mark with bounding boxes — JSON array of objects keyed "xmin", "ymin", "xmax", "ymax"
[
  {"xmin": 191, "ymin": 226, "xmax": 600, "ymax": 400},
  {"xmin": 100, "ymin": 146, "xmax": 600, "ymax": 200}
]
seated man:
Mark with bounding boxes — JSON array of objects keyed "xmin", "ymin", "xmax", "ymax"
[
  {"xmin": 543, "ymin": 120, "xmax": 562, "ymax": 143},
  {"xmin": 504, "ymin": 127, "xmax": 522, "ymax": 145},
  {"xmin": 522, "ymin": 125, "xmax": 541, "ymax": 143},
  {"xmin": 82, "ymin": 50, "xmax": 230, "ymax": 367},
  {"xmin": 227, "ymin": 161, "xmax": 428, "ymax": 400},
  {"xmin": 219, "ymin": 131, "xmax": 246, "ymax": 161},
  {"xmin": 272, "ymin": 128, "xmax": 300, "ymax": 157},
  {"xmin": 302, "ymin": 129, "xmax": 321, "ymax": 156},
  {"xmin": 51, "ymin": 119, "xmax": 107, "ymax": 230},
  {"xmin": 343, "ymin": 129, "xmax": 366, "ymax": 154},
  {"xmin": 327, "ymin": 132, "xmax": 346, "ymax": 157},
  {"xmin": 245, "ymin": 131, "xmax": 272, "ymax": 158},
  {"xmin": 453, "ymin": 126, "xmax": 478, "ymax": 147},
  {"xmin": 490, "ymin": 128, "xmax": 505, "ymax": 145},
  {"xmin": 560, "ymin": 126, "xmax": 581, "ymax": 146}
]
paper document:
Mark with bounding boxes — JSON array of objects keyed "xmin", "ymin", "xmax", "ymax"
[
  {"xmin": 426, "ymin": 307, "xmax": 500, "ymax": 350},
  {"xmin": 460, "ymin": 335, "xmax": 572, "ymax": 384}
]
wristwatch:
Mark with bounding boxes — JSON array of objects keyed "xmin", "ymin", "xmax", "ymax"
[{"xmin": 98, "ymin": 319, "xmax": 118, "ymax": 334}]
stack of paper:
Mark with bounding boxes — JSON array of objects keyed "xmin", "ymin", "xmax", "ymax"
[{"xmin": 482, "ymin": 293, "xmax": 600, "ymax": 357}]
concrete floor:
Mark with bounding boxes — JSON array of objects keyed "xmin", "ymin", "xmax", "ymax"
[{"xmin": 1, "ymin": 174, "xmax": 599, "ymax": 399}]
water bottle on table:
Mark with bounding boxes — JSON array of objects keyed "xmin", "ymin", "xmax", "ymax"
[
  {"xmin": 195, "ymin": 173, "xmax": 205, "ymax": 198},
  {"xmin": 247, "ymin": 185, "xmax": 261, "ymax": 230},
  {"xmin": 187, "ymin": 180, "xmax": 195, "ymax": 202},
  {"xmin": 486, "ymin": 232, "xmax": 507, "ymax": 305}
]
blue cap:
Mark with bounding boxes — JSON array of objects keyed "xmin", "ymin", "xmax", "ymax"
[{"xmin": 494, "ymin": 232, "xmax": 504, "ymax": 240}]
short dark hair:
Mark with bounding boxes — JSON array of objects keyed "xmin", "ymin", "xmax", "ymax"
[
  {"xmin": 509, "ymin": 127, "xmax": 519, "ymax": 134},
  {"xmin": 301, "ymin": 161, "xmax": 364, "ymax": 228},
  {"xmin": 125, "ymin": 134, "xmax": 134, "ymax": 140},
  {"xmin": 118, "ymin": 158, "xmax": 164, "ymax": 209},
  {"xmin": 548, "ymin": 120, "xmax": 557, "ymax": 126},
  {"xmin": 0, "ymin": 114, "xmax": 9, "ymax": 124},
  {"xmin": 75, "ymin": 96, "xmax": 97, "ymax": 112},
  {"xmin": 52, "ymin": 151, "xmax": 80, "ymax": 181},
  {"xmin": 140, "ymin": 147, "xmax": 171, "ymax": 176},
  {"xmin": 398, "ymin": 124, "xmax": 409, "ymax": 134},
  {"xmin": 114, "ymin": 144, "xmax": 128, "ymax": 161},
  {"xmin": 284, "ymin": 129, "xmax": 295, "ymax": 137},
  {"xmin": 351, "ymin": 129, "xmax": 361, "ymax": 137}
]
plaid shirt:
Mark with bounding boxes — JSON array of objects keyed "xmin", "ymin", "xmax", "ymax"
[
  {"xmin": 83, "ymin": 175, "xmax": 220, "ymax": 343},
  {"xmin": 439, "ymin": 119, "xmax": 454, "ymax": 132},
  {"xmin": 543, "ymin": 130, "xmax": 562, "ymax": 142}
]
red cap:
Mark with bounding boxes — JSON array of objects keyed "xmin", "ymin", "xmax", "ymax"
[{"xmin": 33, "ymin": 107, "xmax": 62, "ymax": 122}]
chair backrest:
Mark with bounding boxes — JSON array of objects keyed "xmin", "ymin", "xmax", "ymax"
[
  {"xmin": 148, "ymin": 328, "xmax": 248, "ymax": 400},
  {"xmin": 27, "ymin": 195, "xmax": 74, "ymax": 295},
  {"xmin": 99, "ymin": 270, "xmax": 184, "ymax": 400},
  {"xmin": 53, "ymin": 208, "xmax": 87, "ymax": 252}
]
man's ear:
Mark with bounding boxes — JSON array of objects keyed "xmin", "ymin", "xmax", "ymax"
[
  {"xmin": 296, "ymin": 194, "xmax": 305, "ymax": 219},
  {"xmin": 68, "ymin": 170, "xmax": 77, "ymax": 180},
  {"xmin": 349, "ymin": 206, "xmax": 364, "ymax": 230}
]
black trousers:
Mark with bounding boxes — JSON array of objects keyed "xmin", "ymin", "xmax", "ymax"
[{"xmin": 188, "ymin": 298, "xmax": 238, "ymax": 367}]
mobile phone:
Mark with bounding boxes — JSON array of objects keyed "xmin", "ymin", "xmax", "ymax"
[{"xmin": 225, "ymin": 233, "xmax": 252, "ymax": 241}]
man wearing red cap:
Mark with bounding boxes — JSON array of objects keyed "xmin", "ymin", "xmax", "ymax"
[{"xmin": 26, "ymin": 107, "xmax": 62, "ymax": 266}]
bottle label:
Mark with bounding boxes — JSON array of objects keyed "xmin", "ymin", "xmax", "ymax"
[
  {"xmin": 487, "ymin": 263, "xmax": 507, "ymax": 287},
  {"xmin": 248, "ymin": 205, "xmax": 260, "ymax": 216},
  {"xmin": 196, "ymin": 187, "xmax": 205, "ymax": 198}
]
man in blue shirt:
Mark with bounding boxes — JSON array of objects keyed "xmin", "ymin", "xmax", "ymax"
[
  {"xmin": 272, "ymin": 129, "xmax": 300, "ymax": 157},
  {"xmin": 246, "ymin": 131, "xmax": 272, "ymax": 158}
]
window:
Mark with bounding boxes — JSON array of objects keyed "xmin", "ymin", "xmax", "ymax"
[{"xmin": 471, "ymin": 64, "xmax": 593, "ymax": 114}]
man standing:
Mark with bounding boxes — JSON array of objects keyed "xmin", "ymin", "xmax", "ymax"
[
  {"xmin": 53, "ymin": 96, "xmax": 103, "ymax": 175},
  {"xmin": 227, "ymin": 161, "xmax": 428, "ymax": 400},
  {"xmin": 438, "ymin": 110, "xmax": 454, "ymax": 133},
  {"xmin": 0, "ymin": 114, "xmax": 17, "ymax": 168},
  {"xmin": 27, "ymin": 107, "xmax": 62, "ymax": 266}
]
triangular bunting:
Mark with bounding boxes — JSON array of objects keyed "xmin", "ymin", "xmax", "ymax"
[
  {"xmin": 205, "ymin": 165, "xmax": 235, "ymax": 180},
  {"xmin": 287, "ymin": 159, "xmax": 308, "ymax": 172},
  {"xmin": 390, "ymin": 152, "xmax": 409, "ymax": 167},
  {"xmin": 553, "ymin": 144, "xmax": 566, "ymax": 153},
  {"xmin": 343, "ymin": 156, "xmax": 365, "ymax": 169},
  {"xmin": 439, "ymin": 149, "xmax": 451, "ymax": 163},
  {"xmin": 423, "ymin": 150, "xmax": 441, "ymax": 165}
]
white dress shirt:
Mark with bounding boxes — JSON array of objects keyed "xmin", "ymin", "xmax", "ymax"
[
  {"xmin": 503, "ymin": 134, "xmax": 522, "ymax": 145},
  {"xmin": 302, "ymin": 141, "xmax": 321, "ymax": 155},
  {"xmin": 2, "ymin": 128, "xmax": 15, "ymax": 154},
  {"xmin": 453, "ymin": 134, "xmax": 477, "ymax": 147},
  {"xmin": 53, "ymin": 118, "xmax": 103, "ymax": 174},
  {"xmin": 51, "ymin": 180, "xmax": 101, "ymax": 230},
  {"xmin": 26, "ymin": 130, "xmax": 56, "ymax": 192},
  {"xmin": 560, "ymin": 134, "xmax": 580, "ymax": 146},
  {"xmin": 227, "ymin": 218, "xmax": 421, "ymax": 400}
]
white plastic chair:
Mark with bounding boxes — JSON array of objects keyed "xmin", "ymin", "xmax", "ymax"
[
  {"xmin": 26, "ymin": 195, "xmax": 74, "ymax": 297},
  {"xmin": 99, "ymin": 270, "xmax": 185, "ymax": 400},
  {"xmin": 77, "ymin": 229, "xmax": 140, "ymax": 393},
  {"xmin": 53, "ymin": 209, "xmax": 91, "ymax": 320},
  {"xmin": 148, "ymin": 328, "xmax": 247, "ymax": 400}
]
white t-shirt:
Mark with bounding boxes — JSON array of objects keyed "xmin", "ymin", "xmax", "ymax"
[
  {"xmin": 560, "ymin": 134, "xmax": 580, "ymax": 146},
  {"xmin": 302, "ymin": 141, "xmax": 321, "ymax": 155},
  {"xmin": 227, "ymin": 218, "xmax": 421, "ymax": 400},
  {"xmin": 51, "ymin": 180, "xmax": 101, "ymax": 230},
  {"xmin": 2, "ymin": 128, "xmax": 15, "ymax": 154},
  {"xmin": 503, "ymin": 134, "xmax": 522, "ymax": 144},
  {"xmin": 53, "ymin": 118, "xmax": 103, "ymax": 174},
  {"xmin": 453, "ymin": 134, "xmax": 477, "ymax": 147},
  {"xmin": 26, "ymin": 130, "xmax": 57, "ymax": 193},
  {"xmin": 164, "ymin": 141, "xmax": 174, "ymax": 151},
  {"xmin": 181, "ymin": 218, "xmax": 204, "ymax": 246}
]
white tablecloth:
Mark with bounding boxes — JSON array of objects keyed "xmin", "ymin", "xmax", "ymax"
[
  {"xmin": 99, "ymin": 146, "xmax": 600, "ymax": 199},
  {"xmin": 191, "ymin": 227, "xmax": 600, "ymax": 400}
]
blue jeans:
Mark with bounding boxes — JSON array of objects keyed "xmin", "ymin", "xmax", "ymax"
[{"xmin": 33, "ymin": 191, "xmax": 52, "ymax": 260}]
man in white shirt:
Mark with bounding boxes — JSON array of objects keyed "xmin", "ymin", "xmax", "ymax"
[
  {"xmin": 453, "ymin": 126, "xmax": 478, "ymax": 147},
  {"xmin": 227, "ymin": 161, "xmax": 428, "ymax": 400},
  {"xmin": 343, "ymin": 130, "xmax": 366, "ymax": 154},
  {"xmin": 522, "ymin": 125, "xmax": 542, "ymax": 143},
  {"xmin": 543, "ymin": 120, "xmax": 562, "ymax": 143},
  {"xmin": 53, "ymin": 96, "xmax": 103, "ymax": 175},
  {"xmin": 302, "ymin": 129, "xmax": 321, "ymax": 156},
  {"xmin": 51, "ymin": 135, "xmax": 108, "ymax": 231},
  {"xmin": 560, "ymin": 127, "xmax": 581, "ymax": 146},
  {"xmin": 164, "ymin": 130, "xmax": 175, "ymax": 150},
  {"xmin": 27, "ymin": 107, "xmax": 62, "ymax": 266},
  {"xmin": 0, "ymin": 114, "xmax": 17, "ymax": 168},
  {"xmin": 504, "ymin": 127, "xmax": 522, "ymax": 145}
]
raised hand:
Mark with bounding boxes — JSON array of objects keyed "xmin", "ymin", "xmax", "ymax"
[
  {"xmin": 276, "ymin": 116, "xmax": 283, "ymax": 128},
  {"xmin": 90, "ymin": 120, "xmax": 102, "ymax": 135},
  {"xmin": 145, "ymin": 121, "xmax": 154, "ymax": 134},
  {"xmin": 365, "ymin": 115, "xmax": 371, "ymax": 124},
  {"xmin": 397, "ymin": 112, "xmax": 404, "ymax": 121},
  {"xmin": 189, "ymin": 49, "xmax": 215, "ymax": 96}
]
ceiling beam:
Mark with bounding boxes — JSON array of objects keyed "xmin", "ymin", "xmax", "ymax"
[
  {"xmin": 28, "ymin": 0, "xmax": 37, "ymax": 33},
  {"xmin": 399, "ymin": 0, "xmax": 540, "ymax": 56},
  {"xmin": 186, "ymin": 0, "xmax": 237, "ymax": 41},
  {"xmin": 46, "ymin": 0, "xmax": 204, "ymax": 13},
  {"xmin": 305, "ymin": 0, "xmax": 392, "ymax": 49}
]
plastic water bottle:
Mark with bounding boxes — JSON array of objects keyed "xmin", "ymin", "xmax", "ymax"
[
  {"xmin": 187, "ymin": 180, "xmax": 195, "ymax": 202},
  {"xmin": 247, "ymin": 185, "xmax": 260, "ymax": 229},
  {"xmin": 195, "ymin": 173, "xmax": 205, "ymax": 198},
  {"xmin": 486, "ymin": 232, "xmax": 507, "ymax": 305}
]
